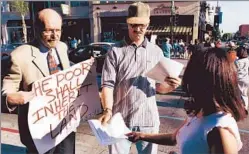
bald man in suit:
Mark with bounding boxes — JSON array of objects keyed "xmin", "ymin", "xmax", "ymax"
[{"xmin": 2, "ymin": 9, "xmax": 75, "ymax": 154}]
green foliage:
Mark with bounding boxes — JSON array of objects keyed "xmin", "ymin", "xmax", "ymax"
[
  {"xmin": 212, "ymin": 27, "xmax": 221, "ymax": 40},
  {"xmin": 10, "ymin": 1, "xmax": 29, "ymax": 43},
  {"xmin": 222, "ymin": 33, "xmax": 233, "ymax": 41},
  {"xmin": 10, "ymin": 1, "xmax": 29, "ymax": 16},
  {"xmin": 233, "ymin": 31, "xmax": 241, "ymax": 40}
]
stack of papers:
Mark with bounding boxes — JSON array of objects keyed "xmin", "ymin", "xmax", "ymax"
[
  {"xmin": 88, "ymin": 112, "xmax": 131, "ymax": 146},
  {"xmin": 145, "ymin": 57, "xmax": 184, "ymax": 85}
]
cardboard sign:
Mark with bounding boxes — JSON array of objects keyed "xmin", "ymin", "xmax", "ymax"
[{"xmin": 28, "ymin": 58, "xmax": 102, "ymax": 154}]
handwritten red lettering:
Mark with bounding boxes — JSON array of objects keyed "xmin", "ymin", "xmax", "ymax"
[
  {"xmin": 54, "ymin": 99, "xmax": 62, "ymax": 113},
  {"xmin": 65, "ymin": 71, "xmax": 74, "ymax": 81},
  {"xmin": 56, "ymin": 73, "xmax": 64, "ymax": 87},
  {"xmin": 61, "ymin": 94, "xmax": 68, "ymax": 108},
  {"xmin": 32, "ymin": 108, "xmax": 45, "ymax": 124},
  {"xmin": 33, "ymin": 82, "xmax": 43, "ymax": 96},
  {"xmin": 68, "ymin": 91, "xmax": 76, "ymax": 103},
  {"xmin": 62, "ymin": 84, "xmax": 70, "ymax": 95},
  {"xmin": 46, "ymin": 88, "xmax": 56, "ymax": 104},
  {"xmin": 81, "ymin": 63, "xmax": 91, "ymax": 75},
  {"xmin": 73, "ymin": 68, "xmax": 81, "ymax": 77},
  {"xmin": 55, "ymin": 87, "xmax": 64, "ymax": 100},
  {"xmin": 69, "ymin": 105, "xmax": 76, "ymax": 120},
  {"xmin": 42, "ymin": 77, "xmax": 52, "ymax": 93},
  {"xmin": 44, "ymin": 103, "xmax": 54, "ymax": 117}
]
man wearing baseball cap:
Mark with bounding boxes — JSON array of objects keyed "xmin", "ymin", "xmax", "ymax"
[{"xmin": 99, "ymin": 2, "xmax": 181, "ymax": 154}]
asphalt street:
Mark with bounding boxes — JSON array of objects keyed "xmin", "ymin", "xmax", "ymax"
[{"xmin": 1, "ymin": 59, "xmax": 249, "ymax": 154}]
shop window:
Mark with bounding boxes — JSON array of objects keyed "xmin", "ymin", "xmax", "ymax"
[
  {"xmin": 9, "ymin": 2, "xmax": 17, "ymax": 12},
  {"xmin": 7, "ymin": 27, "xmax": 32, "ymax": 44},
  {"xmin": 70, "ymin": 1, "xmax": 89, "ymax": 7}
]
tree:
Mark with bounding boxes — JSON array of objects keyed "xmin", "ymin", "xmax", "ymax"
[
  {"xmin": 233, "ymin": 31, "xmax": 240, "ymax": 40},
  {"xmin": 212, "ymin": 27, "xmax": 221, "ymax": 40},
  {"xmin": 10, "ymin": 1, "xmax": 29, "ymax": 43}
]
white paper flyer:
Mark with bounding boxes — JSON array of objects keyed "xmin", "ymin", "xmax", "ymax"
[
  {"xmin": 88, "ymin": 112, "xmax": 131, "ymax": 146},
  {"xmin": 145, "ymin": 57, "xmax": 184, "ymax": 84}
]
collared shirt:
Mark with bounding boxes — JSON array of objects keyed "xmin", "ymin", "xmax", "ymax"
[
  {"xmin": 39, "ymin": 43, "xmax": 60, "ymax": 65},
  {"xmin": 102, "ymin": 37, "xmax": 164, "ymax": 127}
]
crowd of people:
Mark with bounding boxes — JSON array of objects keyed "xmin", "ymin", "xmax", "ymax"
[
  {"xmin": 1, "ymin": 1, "xmax": 249, "ymax": 154},
  {"xmin": 160, "ymin": 38, "xmax": 210, "ymax": 60}
]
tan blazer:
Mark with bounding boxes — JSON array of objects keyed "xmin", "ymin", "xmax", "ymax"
[
  {"xmin": 2, "ymin": 41, "xmax": 70, "ymax": 93},
  {"xmin": 1, "ymin": 40, "xmax": 71, "ymax": 147}
]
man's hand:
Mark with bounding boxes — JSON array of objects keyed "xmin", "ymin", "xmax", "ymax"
[
  {"xmin": 6, "ymin": 91, "xmax": 35, "ymax": 105},
  {"xmin": 98, "ymin": 108, "xmax": 112, "ymax": 125}
]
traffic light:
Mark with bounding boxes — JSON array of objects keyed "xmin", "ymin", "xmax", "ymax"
[
  {"xmin": 218, "ymin": 12, "xmax": 222, "ymax": 24},
  {"xmin": 214, "ymin": 15, "xmax": 219, "ymax": 27}
]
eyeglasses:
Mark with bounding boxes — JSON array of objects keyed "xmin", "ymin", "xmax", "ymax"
[
  {"xmin": 42, "ymin": 29, "xmax": 62, "ymax": 35},
  {"xmin": 128, "ymin": 24, "xmax": 148, "ymax": 29}
]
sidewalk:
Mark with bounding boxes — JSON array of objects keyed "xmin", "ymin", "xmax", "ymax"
[
  {"xmin": 1, "ymin": 113, "xmax": 164, "ymax": 154},
  {"xmin": 1, "ymin": 92, "xmax": 181, "ymax": 154}
]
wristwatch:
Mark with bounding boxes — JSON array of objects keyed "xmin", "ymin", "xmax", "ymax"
[{"xmin": 103, "ymin": 108, "xmax": 112, "ymax": 115}]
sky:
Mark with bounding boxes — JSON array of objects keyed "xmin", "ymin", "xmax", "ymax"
[{"xmin": 208, "ymin": 1, "xmax": 249, "ymax": 33}]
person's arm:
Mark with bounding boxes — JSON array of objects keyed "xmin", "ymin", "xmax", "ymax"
[
  {"xmin": 207, "ymin": 127, "xmax": 238, "ymax": 154},
  {"xmin": 156, "ymin": 77, "xmax": 182, "ymax": 94},
  {"xmin": 126, "ymin": 118, "xmax": 187, "ymax": 145},
  {"xmin": 98, "ymin": 48, "xmax": 117, "ymax": 125},
  {"xmin": 2, "ymin": 53, "xmax": 34, "ymax": 112},
  {"xmin": 98, "ymin": 87, "xmax": 114, "ymax": 125},
  {"xmin": 127, "ymin": 132, "xmax": 177, "ymax": 146}
]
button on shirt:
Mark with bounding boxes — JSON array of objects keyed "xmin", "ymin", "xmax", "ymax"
[{"xmin": 102, "ymin": 38, "xmax": 164, "ymax": 127}]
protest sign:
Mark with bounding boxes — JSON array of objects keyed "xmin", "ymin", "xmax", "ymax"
[{"xmin": 28, "ymin": 58, "xmax": 102, "ymax": 154}]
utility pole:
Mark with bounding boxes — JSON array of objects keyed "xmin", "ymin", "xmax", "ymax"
[{"xmin": 170, "ymin": 0, "xmax": 175, "ymax": 42}]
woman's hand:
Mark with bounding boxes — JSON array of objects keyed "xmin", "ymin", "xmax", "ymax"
[
  {"xmin": 156, "ymin": 76, "xmax": 182, "ymax": 94},
  {"xmin": 126, "ymin": 132, "xmax": 144, "ymax": 142},
  {"xmin": 165, "ymin": 76, "xmax": 182, "ymax": 89}
]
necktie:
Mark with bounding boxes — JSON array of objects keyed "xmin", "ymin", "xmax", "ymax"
[{"xmin": 47, "ymin": 49, "xmax": 60, "ymax": 75}]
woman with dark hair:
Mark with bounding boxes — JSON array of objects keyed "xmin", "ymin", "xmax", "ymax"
[
  {"xmin": 235, "ymin": 47, "xmax": 249, "ymax": 110},
  {"xmin": 126, "ymin": 48, "xmax": 247, "ymax": 154}
]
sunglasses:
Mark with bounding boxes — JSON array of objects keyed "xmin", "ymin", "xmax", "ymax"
[
  {"xmin": 42, "ymin": 28, "xmax": 62, "ymax": 35},
  {"xmin": 128, "ymin": 24, "xmax": 148, "ymax": 29}
]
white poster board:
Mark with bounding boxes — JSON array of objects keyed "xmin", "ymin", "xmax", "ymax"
[
  {"xmin": 150, "ymin": 34, "xmax": 157, "ymax": 44},
  {"xmin": 28, "ymin": 58, "xmax": 102, "ymax": 154}
]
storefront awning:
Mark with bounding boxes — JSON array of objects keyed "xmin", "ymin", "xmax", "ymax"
[{"xmin": 146, "ymin": 26, "xmax": 192, "ymax": 35}]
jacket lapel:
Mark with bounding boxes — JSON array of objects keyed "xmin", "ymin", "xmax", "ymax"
[{"xmin": 31, "ymin": 46, "xmax": 50, "ymax": 77}]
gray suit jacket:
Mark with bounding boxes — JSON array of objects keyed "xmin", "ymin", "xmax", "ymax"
[{"xmin": 2, "ymin": 40, "xmax": 70, "ymax": 147}]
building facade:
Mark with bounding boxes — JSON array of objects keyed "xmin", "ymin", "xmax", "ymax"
[
  {"xmin": 1, "ymin": 1, "xmax": 32, "ymax": 44},
  {"xmin": 1, "ymin": 1, "xmax": 207, "ymax": 45},
  {"xmin": 239, "ymin": 24, "xmax": 249, "ymax": 37},
  {"xmin": 92, "ymin": 1, "xmax": 200, "ymax": 44}
]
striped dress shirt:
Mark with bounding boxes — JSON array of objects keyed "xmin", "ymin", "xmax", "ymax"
[{"xmin": 102, "ymin": 38, "xmax": 164, "ymax": 127}]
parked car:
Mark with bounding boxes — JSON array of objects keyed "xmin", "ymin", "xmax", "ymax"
[
  {"xmin": 1, "ymin": 43, "xmax": 23, "ymax": 114},
  {"xmin": 69, "ymin": 42, "xmax": 115, "ymax": 74},
  {"xmin": 1, "ymin": 43, "xmax": 24, "ymax": 80},
  {"xmin": 1, "ymin": 43, "xmax": 24, "ymax": 59}
]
